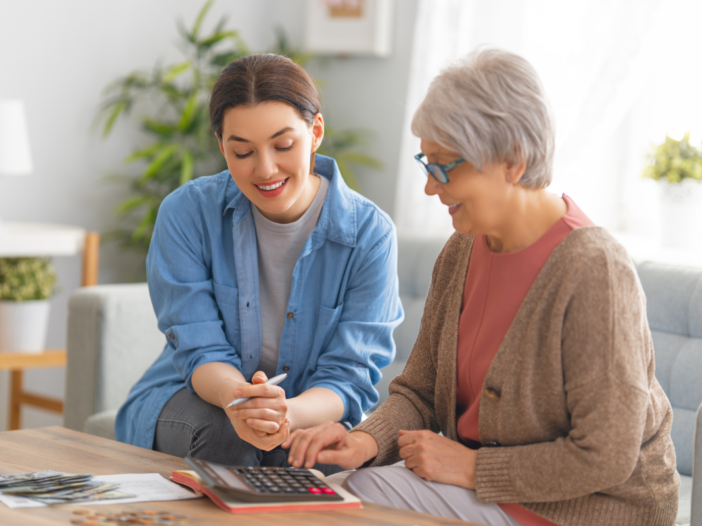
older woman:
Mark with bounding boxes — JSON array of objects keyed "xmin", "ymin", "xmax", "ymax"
[{"xmin": 283, "ymin": 48, "xmax": 680, "ymax": 526}]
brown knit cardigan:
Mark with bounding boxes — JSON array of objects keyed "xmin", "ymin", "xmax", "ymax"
[{"xmin": 355, "ymin": 227, "xmax": 680, "ymax": 526}]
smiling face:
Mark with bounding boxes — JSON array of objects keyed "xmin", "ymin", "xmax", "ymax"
[
  {"xmin": 218, "ymin": 101, "xmax": 324, "ymax": 224},
  {"xmin": 421, "ymin": 139, "xmax": 520, "ymax": 236}
]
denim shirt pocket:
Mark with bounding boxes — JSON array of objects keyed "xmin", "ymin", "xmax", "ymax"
[
  {"xmin": 213, "ymin": 281, "xmax": 240, "ymax": 347},
  {"xmin": 310, "ymin": 303, "xmax": 344, "ymax": 359}
]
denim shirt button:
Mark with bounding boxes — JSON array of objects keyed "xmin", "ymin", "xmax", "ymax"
[
  {"xmin": 287, "ymin": 312, "xmax": 294, "ymax": 319},
  {"xmin": 282, "ymin": 366, "xmax": 290, "ymax": 372}
]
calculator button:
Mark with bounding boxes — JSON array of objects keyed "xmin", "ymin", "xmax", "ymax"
[
  {"xmin": 295, "ymin": 487, "xmax": 308, "ymax": 493},
  {"xmin": 308, "ymin": 487, "xmax": 322, "ymax": 494},
  {"xmin": 268, "ymin": 487, "xmax": 281, "ymax": 493},
  {"xmin": 322, "ymin": 488, "xmax": 335, "ymax": 495},
  {"xmin": 282, "ymin": 487, "xmax": 295, "ymax": 493}
]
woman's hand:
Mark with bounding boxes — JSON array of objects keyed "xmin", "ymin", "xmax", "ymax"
[
  {"xmin": 282, "ymin": 421, "xmax": 379, "ymax": 469},
  {"xmin": 398, "ymin": 429, "xmax": 477, "ymax": 489},
  {"xmin": 218, "ymin": 371, "xmax": 290, "ymax": 450}
]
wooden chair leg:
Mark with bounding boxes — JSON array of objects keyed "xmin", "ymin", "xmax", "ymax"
[
  {"xmin": 81, "ymin": 232, "xmax": 100, "ymax": 287},
  {"xmin": 9, "ymin": 370, "xmax": 22, "ymax": 430}
]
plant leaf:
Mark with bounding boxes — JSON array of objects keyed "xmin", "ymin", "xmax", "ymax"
[
  {"xmin": 124, "ymin": 142, "xmax": 165, "ymax": 163},
  {"xmin": 180, "ymin": 149, "xmax": 194, "ymax": 185},
  {"xmin": 114, "ymin": 194, "xmax": 150, "ymax": 214},
  {"xmin": 163, "ymin": 62, "xmax": 190, "ymax": 83},
  {"xmin": 192, "ymin": 0, "xmax": 214, "ymax": 39},
  {"xmin": 140, "ymin": 144, "xmax": 178, "ymax": 182},
  {"xmin": 179, "ymin": 94, "xmax": 199, "ymax": 131},
  {"xmin": 102, "ymin": 100, "xmax": 127, "ymax": 138},
  {"xmin": 142, "ymin": 118, "xmax": 177, "ymax": 137},
  {"xmin": 132, "ymin": 206, "xmax": 157, "ymax": 242}
]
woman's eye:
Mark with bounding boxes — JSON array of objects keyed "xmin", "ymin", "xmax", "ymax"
[
  {"xmin": 234, "ymin": 151, "xmax": 253, "ymax": 159},
  {"xmin": 276, "ymin": 144, "xmax": 293, "ymax": 152}
]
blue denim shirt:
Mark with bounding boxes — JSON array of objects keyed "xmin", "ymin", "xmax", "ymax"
[{"xmin": 115, "ymin": 155, "xmax": 404, "ymax": 449}]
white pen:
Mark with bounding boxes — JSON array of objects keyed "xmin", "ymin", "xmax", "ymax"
[{"xmin": 225, "ymin": 373, "xmax": 288, "ymax": 409}]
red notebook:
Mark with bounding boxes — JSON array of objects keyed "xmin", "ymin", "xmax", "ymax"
[{"xmin": 170, "ymin": 470, "xmax": 362, "ymax": 514}]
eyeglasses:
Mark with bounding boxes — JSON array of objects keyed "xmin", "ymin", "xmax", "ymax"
[{"xmin": 414, "ymin": 152, "xmax": 466, "ymax": 184}]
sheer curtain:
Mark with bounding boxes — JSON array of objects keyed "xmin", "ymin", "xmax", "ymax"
[{"xmin": 393, "ymin": 0, "xmax": 685, "ymax": 238}]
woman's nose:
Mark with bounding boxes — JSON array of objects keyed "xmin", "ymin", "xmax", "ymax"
[
  {"xmin": 424, "ymin": 175, "xmax": 443, "ymax": 196},
  {"xmin": 256, "ymin": 151, "xmax": 278, "ymax": 179}
]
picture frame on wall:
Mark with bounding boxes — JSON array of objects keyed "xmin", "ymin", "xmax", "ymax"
[{"xmin": 305, "ymin": 0, "xmax": 395, "ymax": 57}]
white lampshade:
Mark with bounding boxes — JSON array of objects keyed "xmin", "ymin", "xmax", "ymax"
[{"xmin": 0, "ymin": 100, "xmax": 33, "ymax": 176}]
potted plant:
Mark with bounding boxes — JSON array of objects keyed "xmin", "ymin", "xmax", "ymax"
[
  {"xmin": 642, "ymin": 132, "xmax": 702, "ymax": 248},
  {"xmin": 0, "ymin": 257, "xmax": 57, "ymax": 353}
]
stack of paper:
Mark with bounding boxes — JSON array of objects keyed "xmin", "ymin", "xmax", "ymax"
[{"xmin": 0, "ymin": 470, "xmax": 134, "ymax": 504}]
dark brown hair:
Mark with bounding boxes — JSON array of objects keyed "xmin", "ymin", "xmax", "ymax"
[{"xmin": 210, "ymin": 53, "xmax": 321, "ymax": 142}]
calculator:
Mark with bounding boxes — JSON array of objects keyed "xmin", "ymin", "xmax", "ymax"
[{"xmin": 185, "ymin": 458, "xmax": 344, "ymax": 503}]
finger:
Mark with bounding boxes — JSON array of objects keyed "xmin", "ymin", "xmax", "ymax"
[
  {"xmin": 232, "ymin": 408, "xmax": 284, "ymax": 424},
  {"xmin": 289, "ymin": 422, "xmax": 335, "ymax": 467},
  {"xmin": 246, "ymin": 418, "xmax": 281, "ymax": 435},
  {"xmin": 258, "ymin": 420, "xmax": 290, "ymax": 451},
  {"xmin": 397, "ymin": 430, "xmax": 421, "ymax": 448},
  {"xmin": 282, "ymin": 429, "xmax": 304, "ymax": 450},
  {"xmin": 251, "ymin": 371, "xmax": 268, "ymax": 384},
  {"xmin": 303, "ymin": 424, "xmax": 347, "ymax": 469},
  {"xmin": 235, "ymin": 383, "xmax": 285, "ymax": 400}
]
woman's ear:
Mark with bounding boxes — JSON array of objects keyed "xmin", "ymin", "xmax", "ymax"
[
  {"xmin": 217, "ymin": 134, "xmax": 225, "ymax": 156},
  {"xmin": 505, "ymin": 154, "xmax": 527, "ymax": 185},
  {"xmin": 311, "ymin": 113, "xmax": 324, "ymax": 152}
]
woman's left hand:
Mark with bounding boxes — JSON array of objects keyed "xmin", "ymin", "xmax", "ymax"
[
  {"xmin": 398, "ymin": 429, "xmax": 477, "ymax": 489},
  {"xmin": 229, "ymin": 371, "xmax": 289, "ymax": 436}
]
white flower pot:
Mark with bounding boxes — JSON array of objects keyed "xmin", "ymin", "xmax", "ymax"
[
  {"xmin": 659, "ymin": 179, "xmax": 702, "ymax": 249},
  {"xmin": 0, "ymin": 300, "xmax": 51, "ymax": 353}
]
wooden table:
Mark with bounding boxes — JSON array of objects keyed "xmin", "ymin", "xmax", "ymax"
[
  {"xmin": 0, "ymin": 427, "xmax": 485, "ymax": 525},
  {"xmin": 0, "ymin": 222, "xmax": 99, "ymax": 430}
]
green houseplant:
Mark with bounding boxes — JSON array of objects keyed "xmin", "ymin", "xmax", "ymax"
[
  {"xmin": 98, "ymin": 1, "xmax": 380, "ymax": 262},
  {"xmin": 642, "ymin": 132, "xmax": 702, "ymax": 248},
  {"xmin": 643, "ymin": 132, "xmax": 702, "ymax": 184},
  {"xmin": 0, "ymin": 258, "xmax": 57, "ymax": 353}
]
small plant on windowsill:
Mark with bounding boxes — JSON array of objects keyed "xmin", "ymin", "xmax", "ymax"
[
  {"xmin": 642, "ymin": 132, "xmax": 702, "ymax": 248},
  {"xmin": 0, "ymin": 258, "xmax": 57, "ymax": 353}
]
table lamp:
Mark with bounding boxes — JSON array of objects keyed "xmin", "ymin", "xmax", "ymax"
[{"xmin": 0, "ymin": 100, "xmax": 33, "ymax": 224}]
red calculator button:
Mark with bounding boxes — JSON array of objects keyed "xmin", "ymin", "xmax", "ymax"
[
  {"xmin": 322, "ymin": 488, "xmax": 335, "ymax": 494},
  {"xmin": 308, "ymin": 487, "xmax": 322, "ymax": 494}
]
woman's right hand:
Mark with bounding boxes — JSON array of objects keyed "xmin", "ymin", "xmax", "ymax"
[
  {"xmin": 282, "ymin": 421, "xmax": 379, "ymax": 469},
  {"xmin": 217, "ymin": 375, "xmax": 289, "ymax": 451}
]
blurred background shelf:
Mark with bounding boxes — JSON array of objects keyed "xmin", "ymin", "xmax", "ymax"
[{"xmin": 0, "ymin": 222, "xmax": 99, "ymax": 430}]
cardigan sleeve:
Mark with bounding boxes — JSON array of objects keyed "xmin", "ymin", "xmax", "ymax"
[{"xmin": 474, "ymin": 243, "xmax": 653, "ymax": 503}]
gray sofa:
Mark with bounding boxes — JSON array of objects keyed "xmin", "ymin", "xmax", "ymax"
[{"xmin": 64, "ymin": 237, "xmax": 701, "ymax": 525}]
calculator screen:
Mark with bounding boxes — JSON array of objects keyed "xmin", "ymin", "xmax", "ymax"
[{"xmin": 208, "ymin": 464, "xmax": 249, "ymax": 490}]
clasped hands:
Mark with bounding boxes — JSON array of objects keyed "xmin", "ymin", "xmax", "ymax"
[
  {"xmin": 218, "ymin": 371, "xmax": 289, "ymax": 451},
  {"xmin": 282, "ymin": 422, "xmax": 478, "ymax": 489}
]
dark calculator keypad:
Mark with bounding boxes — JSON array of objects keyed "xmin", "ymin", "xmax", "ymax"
[{"xmin": 231, "ymin": 466, "xmax": 341, "ymax": 501}]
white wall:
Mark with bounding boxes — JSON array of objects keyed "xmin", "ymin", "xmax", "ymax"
[{"xmin": 0, "ymin": 0, "xmax": 418, "ymax": 430}]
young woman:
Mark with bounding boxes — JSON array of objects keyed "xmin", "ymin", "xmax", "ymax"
[{"xmin": 115, "ymin": 54, "xmax": 404, "ymax": 472}]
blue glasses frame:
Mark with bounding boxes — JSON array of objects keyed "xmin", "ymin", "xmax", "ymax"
[{"xmin": 414, "ymin": 152, "xmax": 466, "ymax": 184}]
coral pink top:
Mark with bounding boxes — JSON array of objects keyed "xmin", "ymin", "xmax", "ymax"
[{"xmin": 455, "ymin": 195, "xmax": 593, "ymax": 526}]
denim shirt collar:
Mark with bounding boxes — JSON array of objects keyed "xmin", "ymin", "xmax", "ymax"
[{"xmin": 222, "ymin": 154, "xmax": 357, "ymax": 247}]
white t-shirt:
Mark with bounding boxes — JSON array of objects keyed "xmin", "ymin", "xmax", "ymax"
[{"xmin": 251, "ymin": 175, "xmax": 330, "ymax": 377}]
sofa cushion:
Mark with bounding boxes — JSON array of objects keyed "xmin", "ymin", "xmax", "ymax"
[{"xmin": 636, "ymin": 262, "xmax": 702, "ymax": 477}]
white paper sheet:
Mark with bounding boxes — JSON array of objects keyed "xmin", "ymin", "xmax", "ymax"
[{"xmin": 0, "ymin": 473, "xmax": 201, "ymax": 509}]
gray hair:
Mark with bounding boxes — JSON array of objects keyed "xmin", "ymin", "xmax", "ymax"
[{"xmin": 412, "ymin": 48, "xmax": 555, "ymax": 189}]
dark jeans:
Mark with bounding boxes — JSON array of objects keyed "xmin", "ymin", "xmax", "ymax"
[{"xmin": 153, "ymin": 387, "xmax": 343, "ymax": 476}]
